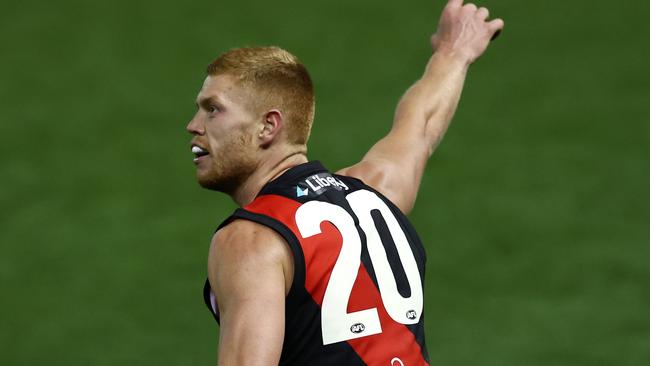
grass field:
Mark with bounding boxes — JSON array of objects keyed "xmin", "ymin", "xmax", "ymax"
[{"xmin": 1, "ymin": 0, "xmax": 648, "ymax": 364}]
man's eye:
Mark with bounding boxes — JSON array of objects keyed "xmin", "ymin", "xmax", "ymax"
[{"xmin": 209, "ymin": 105, "xmax": 219, "ymax": 113}]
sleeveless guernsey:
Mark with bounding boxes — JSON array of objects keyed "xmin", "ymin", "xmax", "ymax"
[{"xmin": 203, "ymin": 161, "xmax": 429, "ymax": 366}]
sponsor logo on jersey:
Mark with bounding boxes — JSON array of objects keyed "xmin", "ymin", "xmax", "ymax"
[
  {"xmin": 299, "ymin": 173, "xmax": 349, "ymax": 196},
  {"xmin": 350, "ymin": 323, "xmax": 365, "ymax": 334},
  {"xmin": 406, "ymin": 310, "xmax": 417, "ymax": 320},
  {"xmin": 296, "ymin": 186, "xmax": 309, "ymax": 197},
  {"xmin": 391, "ymin": 357, "xmax": 405, "ymax": 366}
]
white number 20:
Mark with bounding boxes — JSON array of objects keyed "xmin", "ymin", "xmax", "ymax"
[{"xmin": 295, "ymin": 190, "xmax": 423, "ymax": 345}]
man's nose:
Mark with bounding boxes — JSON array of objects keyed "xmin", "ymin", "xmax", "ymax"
[{"xmin": 186, "ymin": 114, "xmax": 204, "ymax": 135}]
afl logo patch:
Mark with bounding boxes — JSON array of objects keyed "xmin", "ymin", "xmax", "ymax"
[
  {"xmin": 350, "ymin": 323, "xmax": 365, "ymax": 334},
  {"xmin": 406, "ymin": 310, "xmax": 417, "ymax": 320}
]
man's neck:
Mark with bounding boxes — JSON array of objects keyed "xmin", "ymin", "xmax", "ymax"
[{"xmin": 231, "ymin": 152, "xmax": 308, "ymax": 206}]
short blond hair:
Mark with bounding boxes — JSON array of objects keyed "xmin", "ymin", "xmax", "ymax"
[{"xmin": 206, "ymin": 47, "xmax": 315, "ymax": 145}]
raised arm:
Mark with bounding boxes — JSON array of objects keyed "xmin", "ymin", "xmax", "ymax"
[{"xmin": 338, "ymin": 0, "xmax": 504, "ymax": 214}]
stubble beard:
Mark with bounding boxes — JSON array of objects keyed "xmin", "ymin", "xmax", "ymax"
[{"xmin": 197, "ymin": 131, "xmax": 258, "ymax": 195}]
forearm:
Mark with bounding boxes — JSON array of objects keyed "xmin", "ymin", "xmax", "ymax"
[{"xmin": 393, "ymin": 51, "xmax": 470, "ymax": 155}]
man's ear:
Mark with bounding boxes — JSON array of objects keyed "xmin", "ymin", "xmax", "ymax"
[{"xmin": 258, "ymin": 109, "xmax": 283, "ymax": 148}]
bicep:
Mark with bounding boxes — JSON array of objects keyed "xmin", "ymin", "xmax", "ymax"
[
  {"xmin": 209, "ymin": 223, "xmax": 289, "ymax": 366},
  {"xmin": 338, "ymin": 127, "xmax": 430, "ymax": 214}
]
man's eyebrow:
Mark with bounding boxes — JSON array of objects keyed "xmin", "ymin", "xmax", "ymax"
[{"xmin": 196, "ymin": 96, "xmax": 221, "ymax": 108}]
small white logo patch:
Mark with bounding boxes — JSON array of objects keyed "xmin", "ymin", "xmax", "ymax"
[{"xmin": 350, "ymin": 323, "xmax": 365, "ymax": 334}]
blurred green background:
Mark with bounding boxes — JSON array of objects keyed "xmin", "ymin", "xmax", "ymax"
[{"xmin": 1, "ymin": 0, "xmax": 648, "ymax": 364}]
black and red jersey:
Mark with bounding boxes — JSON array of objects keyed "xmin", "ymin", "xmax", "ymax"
[{"xmin": 203, "ymin": 161, "xmax": 429, "ymax": 366}]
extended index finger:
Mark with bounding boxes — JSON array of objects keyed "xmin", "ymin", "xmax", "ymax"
[
  {"xmin": 488, "ymin": 18, "xmax": 505, "ymax": 41},
  {"xmin": 488, "ymin": 18, "xmax": 504, "ymax": 32}
]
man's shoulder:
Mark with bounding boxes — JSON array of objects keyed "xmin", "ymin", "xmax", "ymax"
[
  {"xmin": 212, "ymin": 219, "xmax": 286, "ymax": 251},
  {"xmin": 208, "ymin": 218, "xmax": 294, "ymax": 297},
  {"xmin": 337, "ymin": 158, "xmax": 416, "ymax": 214},
  {"xmin": 210, "ymin": 219, "xmax": 292, "ymax": 273}
]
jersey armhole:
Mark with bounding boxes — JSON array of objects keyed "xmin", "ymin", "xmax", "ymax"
[{"xmin": 226, "ymin": 208, "xmax": 307, "ymax": 313}]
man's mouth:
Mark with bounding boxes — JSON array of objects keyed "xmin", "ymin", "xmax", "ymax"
[{"xmin": 191, "ymin": 145, "xmax": 210, "ymax": 163}]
